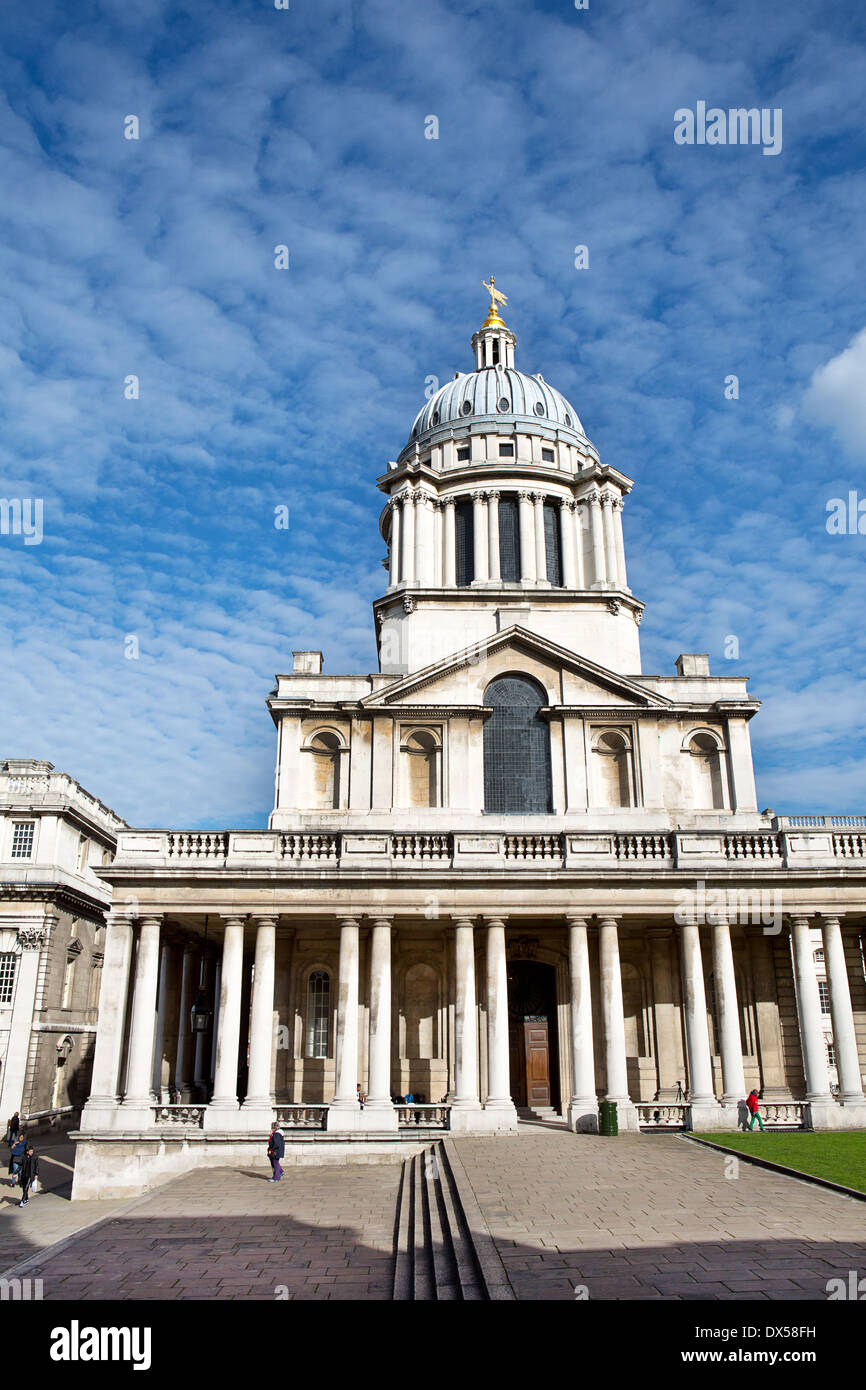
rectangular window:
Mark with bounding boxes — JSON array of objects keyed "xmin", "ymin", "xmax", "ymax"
[
  {"xmin": 498, "ymin": 494, "xmax": 521, "ymax": 582},
  {"xmin": 455, "ymin": 498, "xmax": 475, "ymax": 586},
  {"xmin": 818, "ymin": 980, "xmax": 831, "ymax": 1014},
  {"xmin": 498, "ymin": 443, "xmax": 514, "ymax": 458},
  {"xmin": 827, "ymin": 1039, "xmax": 836, "ymax": 1068},
  {"xmin": 10, "ymin": 822, "xmax": 35, "ymax": 859},
  {"xmin": 543, "ymin": 501, "xmax": 563, "ymax": 586},
  {"xmin": 78, "ymin": 836, "xmax": 90, "ymax": 871},
  {"xmin": 541, "ymin": 448, "xmax": 555, "ymax": 462},
  {"xmin": 456, "ymin": 447, "xmax": 470, "ymax": 461},
  {"xmin": 62, "ymin": 958, "xmax": 76, "ymax": 1009},
  {"xmin": 0, "ymin": 954, "xmax": 17, "ymax": 1005}
]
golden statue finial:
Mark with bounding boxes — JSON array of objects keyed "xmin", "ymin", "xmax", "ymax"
[{"xmin": 481, "ymin": 275, "xmax": 508, "ymax": 326}]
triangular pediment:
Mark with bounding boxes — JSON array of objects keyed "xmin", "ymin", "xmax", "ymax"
[{"xmin": 361, "ymin": 626, "xmax": 672, "ymax": 709}]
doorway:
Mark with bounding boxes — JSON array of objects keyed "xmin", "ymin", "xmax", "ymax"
[{"xmin": 506, "ymin": 959, "xmax": 560, "ymax": 1111}]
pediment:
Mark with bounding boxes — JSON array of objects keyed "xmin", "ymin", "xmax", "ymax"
[{"xmin": 361, "ymin": 626, "xmax": 671, "ymax": 710}]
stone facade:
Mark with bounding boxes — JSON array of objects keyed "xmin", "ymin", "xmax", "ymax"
[
  {"xmin": 71, "ymin": 299, "xmax": 866, "ymax": 1198},
  {"xmin": 0, "ymin": 759, "xmax": 125, "ymax": 1129}
]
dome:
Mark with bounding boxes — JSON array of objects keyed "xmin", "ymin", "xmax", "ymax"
[{"xmin": 405, "ymin": 367, "xmax": 584, "ymax": 448}]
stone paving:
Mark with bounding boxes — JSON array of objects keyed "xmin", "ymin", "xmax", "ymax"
[
  {"xmin": 450, "ymin": 1126, "xmax": 866, "ymax": 1300},
  {"xmin": 6, "ymin": 1160, "xmax": 402, "ymax": 1300}
]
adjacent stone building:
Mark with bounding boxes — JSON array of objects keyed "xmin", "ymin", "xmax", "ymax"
[
  {"xmin": 0, "ymin": 759, "xmax": 125, "ymax": 1128},
  {"xmin": 72, "ymin": 294, "xmax": 866, "ymax": 1198}
]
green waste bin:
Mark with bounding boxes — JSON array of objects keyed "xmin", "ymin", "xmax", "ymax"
[{"xmin": 599, "ymin": 1100, "xmax": 618, "ymax": 1136}]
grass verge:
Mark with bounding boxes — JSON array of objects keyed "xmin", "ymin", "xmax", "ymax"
[{"xmin": 692, "ymin": 1130, "xmax": 866, "ymax": 1193}]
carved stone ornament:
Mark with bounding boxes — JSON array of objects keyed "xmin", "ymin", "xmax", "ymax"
[
  {"xmin": 402, "ymin": 595, "xmax": 417, "ymax": 614},
  {"xmin": 607, "ymin": 598, "xmax": 621, "ymax": 615},
  {"xmin": 18, "ymin": 925, "xmax": 47, "ymax": 951},
  {"xmin": 508, "ymin": 935, "xmax": 539, "ymax": 960},
  {"xmin": 634, "ymin": 609, "xmax": 643, "ymax": 626}
]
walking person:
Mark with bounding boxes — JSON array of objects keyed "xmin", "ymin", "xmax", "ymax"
[
  {"xmin": 267, "ymin": 1122, "xmax": 284, "ymax": 1183},
  {"xmin": 746, "ymin": 1089, "xmax": 765, "ymax": 1131},
  {"xmin": 18, "ymin": 1146, "xmax": 39, "ymax": 1207},
  {"xmin": 5, "ymin": 1112, "xmax": 20, "ymax": 1146},
  {"xmin": 8, "ymin": 1133, "xmax": 26, "ymax": 1187}
]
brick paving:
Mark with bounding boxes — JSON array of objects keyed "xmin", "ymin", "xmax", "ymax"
[
  {"xmin": 11, "ymin": 1162, "xmax": 402, "ymax": 1300},
  {"xmin": 450, "ymin": 1127, "xmax": 866, "ymax": 1300}
]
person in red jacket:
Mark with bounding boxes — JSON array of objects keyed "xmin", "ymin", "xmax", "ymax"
[{"xmin": 746, "ymin": 1089, "xmax": 764, "ymax": 1131}]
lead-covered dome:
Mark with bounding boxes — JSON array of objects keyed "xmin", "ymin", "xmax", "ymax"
[{"xmin": 408, "ymin": 366, "xmax": 584, "ymax": 443}]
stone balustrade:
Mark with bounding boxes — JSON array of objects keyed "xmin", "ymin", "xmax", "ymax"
[
  {"xmin": 273, "ymin": 1105, "xmax": 329, "ymax": 1129},
  {"xmin": 151, "ymin": 1104, "xmax": 206, "ymax": 1127},
  {"xmin": 635, "ymin": 1103, "xmax": 689, "ymax": 1129},
  {"xmin": 762, "ymin": 1102, "xmax": 806, "ymax": 1128},
  {"xmin": 394, "ymin": 1104, "xmax": 451, "ymax": 1129}
]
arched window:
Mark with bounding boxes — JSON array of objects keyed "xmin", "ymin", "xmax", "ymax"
[
  {"xmin": 308, "ymin": 731, "xmax": 342, "ymax": 809},
  {"xmin": 592, "ymin": 730, "xmax": 633, "ymax": 808},
  {"xmin": 401, "ymin": 729, "xmax": 440, "ymax": 808},
  {"xmin": 686, "ymin": 731, "xmax": 725, "ymax": 809},
  {"xmin": 483, "ymin": 675, "xmax": 552, "ymax": 814},
  {"xmin": 305, "ymin": 970, "xmax": 331, "ymax": 1058}
]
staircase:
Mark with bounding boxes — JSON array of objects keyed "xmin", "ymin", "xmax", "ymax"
[
  {"xmin": 392, "ymin": 1144, "xmax": 486, "ymax": 1300},
  {"xmin": 517, "ymin": 1106, "xmax": 561, "ymax": 1124}
]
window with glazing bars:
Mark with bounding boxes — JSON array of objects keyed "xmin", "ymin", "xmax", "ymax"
[
  {"xmin": 498, "ymin": 494, "xmax": 520, "ymax": 582},
  {"xmin": 0, "ymin": 954, "xmax": 16, "ymax": 1005},
  {"xmin": 483, "ymin": 675, "xmax": 552, "ymax": 814},
  {"xmin": 543, "ymin": 501, "xmax": 563, "ymax": 586},
  {"xmin": 305, "ymin": 970, "xmax": 330, "ymax": 1058},
  {"xmin": 10, "ymin": 822, "xmax": 34, "ymax": 859},
  {"xmin": 818, "ymin": 980, "xmax": 831, "ymax": 1014},
  {"xmin": 455, "ymin": 499, "xmax": 475, "ymax": 586}
]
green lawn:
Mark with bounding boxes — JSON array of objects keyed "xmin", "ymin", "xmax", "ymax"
[{"xmin": 693, "ymin": 1131, "xmax": 866, "ymax": 1193}]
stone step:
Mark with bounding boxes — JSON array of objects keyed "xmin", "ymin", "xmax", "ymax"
[{"xmin": 392, "ymin": 1144, "xmax": 486, "ymax": 1300}]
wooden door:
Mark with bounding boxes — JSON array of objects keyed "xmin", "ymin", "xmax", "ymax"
[{"xmin": 523, "ymin": 1020, "xmax": 550, "ymax": 1107}]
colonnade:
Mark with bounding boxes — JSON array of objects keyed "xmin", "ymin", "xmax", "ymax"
[
  {"xmin": 80, "ymin": 910, "xmax": 866, "ymax": 1135},
  {"xmin": 388, "ymin": 487, "xmax": 628, "ymax": 591}
]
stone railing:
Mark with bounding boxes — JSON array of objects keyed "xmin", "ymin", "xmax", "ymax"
[
  {"xmin": 280, "ymin": 834, "xmax": 339, "ymax": 862},
  {"xmin": 395, "ymin": 1104, "xmax": 451, "ymax": 1128},
  {"xmin": 762, "ymin": 1102, "xmax": 806, "ymax": 1129},
  {"xmin": 615, "ymin": 833, "xmax": 672, "ymax": 861},
  {"xmin": 391, "ymin": 833, "xmax": 451, "ymax": 861},
  {"xmin": 167, "ymin": 832, "xmax": 229, "ymax": 860},
  {"xmin": 503, "ymin": 834, "xmax": 561, "ymax": 860},
  {"xmin": 273, "ymin": 1104, "xmax": 328, "ymax": 1129},
  {"xmin": 635, "ymin": 1103, "xmax": 689, "ymax": 1130},
  {"xmin": 724, "ymin": 833, "xmax": 782, "ymax": 860},
  {"xmin": 151, "ymin": 1104, "xmax": 206, "ymax": 1127},
  {"xmin": 777, "ymin": 815, "xmax": 866, "ymax": 828},
  {"xmin": 834, "ymin": 832, "xmax": 866, "ymax": 859}
]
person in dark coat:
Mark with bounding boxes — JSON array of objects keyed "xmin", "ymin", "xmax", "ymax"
[
  {"xmin": 267, "ymin": 1123, "xmax": 284, "ymax": 1182},
  {"xmin": 18, "ymin": 1147, "xmax": 39, "ymax": 1206},
  {"xmin": 5, "ymin": 1112, "xmax": 20, "ymax": 1145},
  {"xmin": 8, "ymin": 1134, "xmax": 26, "ymax": 1186}
]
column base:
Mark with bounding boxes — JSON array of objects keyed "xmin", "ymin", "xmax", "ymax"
[
  {"xmin": 360, "ymin": 1101, "xmax": 399, "ymax": 1132},
  {"xmin": 79, "ymin": 1098, "xmax": 122, "ymax": 1134},
  {"xmin": 482, "ymin": 1099, "xmax": 519, "ymax": 1132},
  {"xmin": 117, "ymin": 1101, "xmax": 154, "ymax": 1129},
  {"xmin": 567, "ymin": 1099, "xmax": 599, "ymax": 1134},
  {"xmin": 240, "ymin": 1100, "xmax": 275, "ymax": 1132},
  {"xmin": 448, "ymin": 1103, "xmax": 485, "ymax": 1133},
  {"xmin": 325, "ymin": 1103, "xmax": 374, "ymax": 1133},
  {"xmin": 203, "ymin": 1101, "xmax": 245, "ymax": 1133},
  {"xmin": 606, "ymin": 1098, "xmax": 640, "ymax": 1132},
  {"xmin": 807, "ymin": 1100, "xmax": 866, "ymax": 1130},
  {"xmin": 686, "ymin": 1100, "xmax": 725, "ymax": 1132}
]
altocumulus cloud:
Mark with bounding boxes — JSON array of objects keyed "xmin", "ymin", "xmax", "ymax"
[{"xmin": 0, "ymin": 0, "xmax": 865, "ymax": 824}]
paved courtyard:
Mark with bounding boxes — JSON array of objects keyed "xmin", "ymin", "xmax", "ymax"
[{"xmin": 2, "ymin": 1127, "xmax": 865, "ymax": 1299}]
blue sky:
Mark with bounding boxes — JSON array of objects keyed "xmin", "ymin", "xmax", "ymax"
[{"xmin": 0, "ymin": 0, "xmax": 864, "ymax": 828}]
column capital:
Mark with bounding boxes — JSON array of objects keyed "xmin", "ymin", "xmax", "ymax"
[
  {"xmin": 482, "ymin": 915, "xmax": 508, "ymax": 930},
  {"xmin": 817, "ymin": 911, "xmax": 844, "ymax": 926},
  {"xmin": 367, "ymin": 914, "xmax": 393, "ymax": 929},
  {"xmin": 519, "ymin": 489, "xmax": 534, "ymax": 502},
  {"xmin": 338, "ymin": 916, "xmax": 361, "ymax": 930},
  {"xmin": 137, "ymin": 914, "xmax": 164, "ymax": 929},
  {"xmin": 487, "ymin": 489, "xmax": 500, "ymax": 502},
  {"xmin": 599, "ymin": 492, "xmax": 613, "ymax": 509},
  {"xmin": 443, "ymin": 494, "xmax": 457, "ymax": 508},
  {"xmin": 789, "ymin": 913, "xmax": 812, "ymax": 929},
  {"xmin": 531, "ymin": 490, "xmax": 545, "ymax": 503},
  {"xmin": 220, "ymin": 913, "xmax": 246, "ymax": 928},
  {"xmin": 452, "ymin": 915, "xmax": 476, "ymax": 930},
  {"xmin": 611, "ymin": 496, "xmax": 624, "ymax": 512},
  {"xmin": 565, "ymin": 914, "xmax": 590, "ymax": 929},
  {"xmin": 252, "ymin": 915, "xmax": 278, "ymax": 930},
  {"xmin": 472, "ymin": 489, "xmax": 487, "ymax": 502},
  {"xmin": 563, "ymin": 498, "xmax": 577, "ymax": 513},
  {"xmin": 596, "ymin": 913, "xmax": 620, "ymax": 929}
]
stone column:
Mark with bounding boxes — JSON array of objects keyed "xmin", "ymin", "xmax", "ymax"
[
  {"xmin": 560, "ymin": 500, "xmax": 577, "ymax": 589},
  {"xmin": 472, "ymin": 491, "xmax": 489, "ymax": 583},
  {"xmin": 567, "ymin": 916, "xmax": 598, "ymax": 1132},
  {"xmin": 415, "ymin": 491, "xmax": 434, "ymax": 586},
  {"xmin": 791, "ymin": 915, "xmax": 833, "ymax": 1112},
  {"xmin": 80, "ymin": 914, "xmax": 135, "ymax": 1131},
  {"xmin": 0, "ymin": 925, "xmax": 46, "ymax": 1121},
  {"xmin": 204, "ymin": 915, "xmax": 245, "ymax": 1126},
  {"xmin": 711, "ymin": 916, "xmax": 746, "ymax": 1110},
  {"xmin": 209, "ymin": 957, "xmax": 222, "ymax": 1087},
  {"xmin": 401, "ymin": 491, "xmax": 416, "ymax": 584},
  {"xmin": 487, "ymin": 491, "xmax": 501, "ymax": 582},
  {"xmin": 366, "ymin": 917, "xmax": 397, "ymax": 1128},
  {"xmin": 587, "ymin": 492, "xmax": 606, "ymax": 586},
  {"xmin": 680, "ymin": 921, "xmax": 720, "ymax": 1122},
  {"xmin": 612, "ymin": 497, "xmax": 628, "ymax": 588},
  {"xmin": 120, "ymin": 914, "xmax": 163, "ymax": 1122},
  {"xmin": 600, "ymin": 493, "xmax": 619, "ymax": 586},
  {"xmin": 193, "ymin": 952, "xmax": 212, "ymax": 1099},
  {"xmin": 574, "ymin": 500, "xmax": 586, "ymax": 588},
  {"xmin": 533, "ymin": 492, "xmax": 548, "ymax": 583},
  {"xmin": 173, "ymin": 940, "xmax": 197, "ymax": 1102},
  {"xmin": 820, "ymin": 915, "xmax": 866, "ymax": 1109},
  {"xmin": 151, "ymin": 937, "xmax": 176, "ymax": 1102},
  {"xmin": 443, "ymin": 497, "xmax": 457, "ymax": 587},
  {"xmin": 432, "ymin": 499, "xmax": 443, "ymax": 587},
  {"xmin": 451, "ymin": 918, "xmax": 483, "ymax": 1130},
  {"xmin": 388, "ymin": 498, "xmax": 401, "ymax": 588},
  {"xmin": 327, "ymin": 917, "xmax": 363, "ymax": 1129},
  {"xmin": 518, "ymin": 492, "xmax": 536, "ymax": 582},
  {"xmin": 484, "ymin": 918, "xmax": 517, "ymax": 1128},
  {"xmin": 240, "ymin": 916, "xmax": 277, "ymax": 1125},
  {"xmin": 598, "ymin": 916, "xmax": 636, "ymax": 1128}
]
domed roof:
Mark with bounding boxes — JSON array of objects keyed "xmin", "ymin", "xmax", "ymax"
[{"xmin": 406, "ymin": 367, "xmax": 584, "ymax": 447}]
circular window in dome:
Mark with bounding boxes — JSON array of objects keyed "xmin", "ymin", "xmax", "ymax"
[
  {"xmin": 564, "ymin": 413, "xmax": 572, "ymax": 427},
  {"xmin": 498, "ymin": 397, "xmax": 510, "ymax": 412},
  {"xmin": 461, "ymin": 400, "xmax": 472, "ymax": 416},
  {"xmin": 431, "ymin": 411, "xmax": 440, "ymax": 425},
  {"xmin": 534, "ymin": 402, "xmax": 545, "ymax": 417}
]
